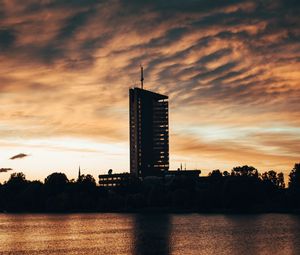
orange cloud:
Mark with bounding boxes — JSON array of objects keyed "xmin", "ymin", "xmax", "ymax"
[{"xmin": 0, "ymin": 0, "xmax": 299, "ymax": 179}]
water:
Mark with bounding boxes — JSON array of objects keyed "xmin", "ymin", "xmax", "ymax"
[{"xmin": 0, "ymin": 213, "xmax": 300, "ymax": 255}]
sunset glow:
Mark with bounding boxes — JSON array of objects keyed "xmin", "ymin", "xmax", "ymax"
[{"xmin": 0, "ymin": 0, "xmax": 299, "ymax": 181}]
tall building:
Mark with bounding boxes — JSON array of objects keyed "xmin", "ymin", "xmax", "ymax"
[{"xmin": 129, "ymin": 70, "xmax": 169, "ymax": 177}]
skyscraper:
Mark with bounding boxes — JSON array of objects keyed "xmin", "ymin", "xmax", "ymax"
[{"xmin": 129, "ymin": 73, "xmax": 169, "ymax": 177}]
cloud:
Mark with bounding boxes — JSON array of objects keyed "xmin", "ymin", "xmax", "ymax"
[
  {"xmin": 172, "ymin": 132, "xmax": 299, "ymax": 171},
  {"xmin": 10, "ymin": 153, "xmax": 29, "ymax": 160},
  {"xmin": 0, "ymin": 0, "xmax": 299, "ymax": 174},
  {"xmin": 57, "ymin": 8, "xmax": 95, "ymax": 40},
  {"xmin": 0, "ymin": 168, "xmax": 13, "ymax": 173},
  {"xmin": 0, "ymin": 28, "xmax": 16, "ymax": 50}
]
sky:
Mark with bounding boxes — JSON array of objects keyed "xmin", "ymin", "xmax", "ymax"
[{"xmin": 0, "ymin": 0, "xmax": 299, "ymax": 182}]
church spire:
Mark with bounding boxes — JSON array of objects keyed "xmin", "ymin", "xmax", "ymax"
[{"xmin": 78, "ymin": 165, "xmax": 81, "ymax": 181}]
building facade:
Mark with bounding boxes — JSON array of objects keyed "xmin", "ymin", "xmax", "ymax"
[
  {"xmin": 129, "ymin": 87, "xmax": 169, "ymax": 177},
  {"xmin": 98, "ymin": 173, "xmax": 136, "ymax": 187}
]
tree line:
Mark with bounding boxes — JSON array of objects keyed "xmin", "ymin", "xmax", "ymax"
[{"xmin": 0, "ymin": 163, "xmax": 300, "ymax": 213}]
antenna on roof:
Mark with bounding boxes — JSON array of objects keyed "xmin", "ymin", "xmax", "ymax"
[{"xmin": 140, "ymin": 65, "xmax": 144, "ymax": 89}]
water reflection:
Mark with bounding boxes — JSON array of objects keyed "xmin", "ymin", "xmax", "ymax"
[
  {"xmin": 133, "ymin": 214, "xmax": 171, "ymax": 255},
  {"xmin": 289, "ymin": 215, "xmax": 300, "ymax": 255},
  {"xmin": 1, "ymin": 214, "xmax": 300, "ymax": 255},
  {"xmin": 227, "ymin": 214, "xmax": 300, "ymax": 255},
  {"xmin": 224, "ymin": 215, "xmax": 261, "ymax": 255}
]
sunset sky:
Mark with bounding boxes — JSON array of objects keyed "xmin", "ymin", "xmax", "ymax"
[{"xmin": 0, "ymin": 0, "xmax": 299, "ymax": 182}]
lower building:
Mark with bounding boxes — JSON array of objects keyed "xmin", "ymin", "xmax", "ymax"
[
  {"xmin": 167, "ymin": 170, "xmax": 201, "ymax": 178},
  {"xmin": 98, "ymin": 173, "xmax": 137, "ymax": 187}
]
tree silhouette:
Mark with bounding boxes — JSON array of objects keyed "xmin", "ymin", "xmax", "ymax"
[
  {"xmin": 8, "ymin": 172, "xmax": 26, "ymax": 182},
  {"xmin": 209, "ymin": 169, "xmax": 222, "ymax": 178},
  {"xmin": 223, "ymin": 171, "xmax": 230, "ymax": 177},
  {"xmin": 261, "ymin": 170, "xmax": 285, "ymax": 189},
  {"xmin": 277, "ymin": 172, "xmax": 285, "ymax": 189},
  {"xmin": 289, "ymin": 163, "xmax": 300, "ymax": 189},
  {"xmin": 77, "ymin": 174, "xmax": 97, "ymax": 195},
  {"xmin": 78, "ymin": 174, "xmax": 96, "ymax": 186},
  {"xmin": 232, "ymin": 165, "xmax": 258, "ymax": 177},
  {"xmin": 287, "ymin": 163, "xmax": 300, "ymax": 209},
  {"xmin": 6, "ymin": 172, "xmax": 27, "ymax": 192},
  {"xmin": 45, "ymin": 172, "xmax": 68, "ymax": 186},
  {"xmin": 44, "ymin": 172, "xmax": 69, "ymax": 195},
  {"xmin": 0, "ymin": 164, "xmax": 299, "ymax": 213}
]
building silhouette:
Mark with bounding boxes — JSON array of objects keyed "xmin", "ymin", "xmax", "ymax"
[
  {"xmin": 98, "ymin": 172, "xmax": 135, "ymax": 187},
  {"xmin": 129, "ymin": 68, "xmax": 169, "ymax": 177},
  {"xmin": 98, "ymin": 67, "xmax": 201, "ymax": 186}
]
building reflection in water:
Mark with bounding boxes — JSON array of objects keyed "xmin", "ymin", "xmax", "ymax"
[
  {"xmin": 224, "ymin": 215, "xmax": 261, "ymax": 255},
  {"xmin": 132, "ymin": 214, "xmax": 171, "ymax": 255}
]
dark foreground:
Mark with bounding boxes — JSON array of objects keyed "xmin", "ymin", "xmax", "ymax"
[
  {"xmin": 1, "ymin": 213, "xmax": 300, "ymax": 255},
  {"xmin": 1, "ymin": 164, "xmax": 300, "ymax": 213}
]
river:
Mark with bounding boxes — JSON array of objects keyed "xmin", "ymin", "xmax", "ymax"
[{"xmin": 0, "ymin": 213, "xmax": 300, "ymax": 255}]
